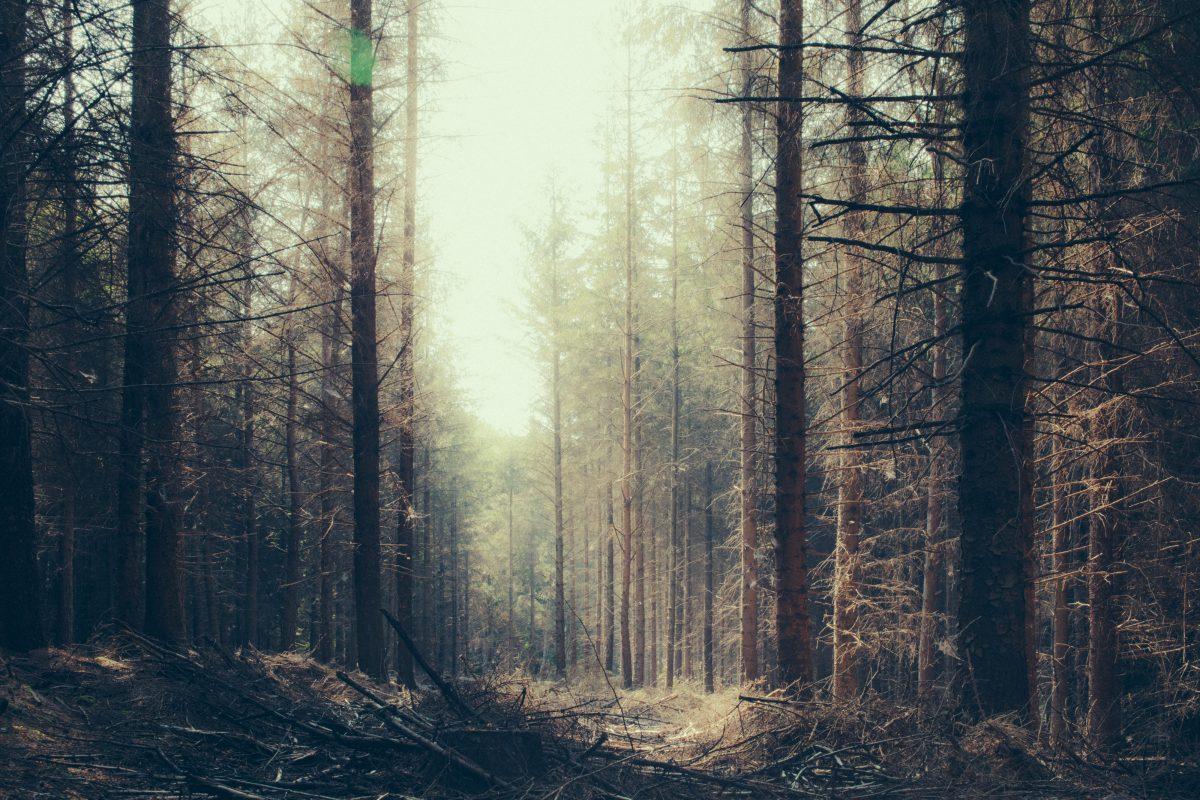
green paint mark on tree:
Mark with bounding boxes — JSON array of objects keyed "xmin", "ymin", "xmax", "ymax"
[{"xmin": 349, "ymin": 29, "xmax": 375, "ymax": 87}]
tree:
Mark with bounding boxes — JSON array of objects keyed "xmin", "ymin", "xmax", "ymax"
[
  {"xmin": 348, "ymin": 0, "xmax": 384, "ymax": 679},
  {"xmin": 619, "ymin": 54, "xmax": 637, "ymax": 690},
  {"xmin": 831, "ymin": 0, "xmax": 869, "ymax": 701},
  {"xmin": 956, "ymin": 0, "xmax": 1033, "ymax": 717},
  {"xmin": 736, "ymin": 0, "xmax": 759, "ymax": 685},
  {"xmin": 773, "ymin": 0, "xmax": 813, "ymax": 691},
  {"xmin": 393, "ymin": 0, "xmax": 420, "ymax": 688},
  {"xmin": 131, "ymin": 0, "xmax": 185, "ymax": 643},
  {"xmin": 0, "ymin": 0, "xmax": 42, "ymax": 651}
]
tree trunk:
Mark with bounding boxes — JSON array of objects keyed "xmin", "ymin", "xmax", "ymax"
[
  {"xmin": 553, "ymin": 247, "xmax": 566, "ymax": 677},
  {"xmin": 507, "ymin": 482, "xmax": 516, "ymax": 656},
  {"xmin": 605, "ymin": 478, "xmax": 616, "ymax": 672},
  {"xmin": 918, "ymin": 138, "xmax": 950, "ymax": 700},
  {"xmin": 280, "ymin": 334, "xmax": 302, "ymax": 649},
  {"xmin": 52, "ymin": 0, "xmax": 80, "ymax": 647},
  {"xmin": 683, "ymin": 481, "xmax": 694, "ymax": 679},
  {"xmin": 450, "ymin": 494, "xmax": 459, "ymax": 675},
  {"xmin": 831, "ymin": 0, "xmax": 868, "ymax": 700},
  {"xmin": 634, "ymin": 356, "xmax": 645, "ymax": 686},
  {"xmin": 127, "ymin": 0, "xmax": 185, "ymax": 644},
  {"xmin": 620, "ymin": 60, "xmax": 636, "ymax": 690},
  {"xmin": 315, "ymin": 290, "xmax": 342, "ymax": 663},
  {"xmin": 703, "ymin": 464, "xmax": 715, "ymax": 693},
  {"xmin": 348, "ymin": 0, "xmax": 384, "ymax": 680},
  {"xmin": 239, "ymin": 270, "xmax": 258, "ymax": 647},
  {"xmin": 773, "ymin": 0, "xmax": 813, "ymax": 690},
  {"xmin": 393, "ymin": 0, "xmax": 419, "ymax": 688},
  {"xmin": 956, "ymin": 0, "xmax": 1032, "ymax": 717},
  {"xmin": 1048, "ymin": 433, "xmax": 1069, "ymax": 744},
  {"xmin": 1087, "ymin": 289, "xmax": 1123, "ymax": 748},
  {"xmin": 665, "ymin": 152, "xmax": 684, "ymax": 688},
  {"xmin": 462, "ymin": 546, "xmax": 470, "ymax": 668},
  {"xmin": 649, "ymin": 508, "xmax": 658, "ymax": 686},
  {"xmin": 737, "ymin": 0, "xmax": 759, "ymax": 685}
]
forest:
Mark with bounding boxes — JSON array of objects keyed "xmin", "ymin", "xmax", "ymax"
[{"xmin": 2, "ymin": 0, "xmax": 1200, "ymax": 797}]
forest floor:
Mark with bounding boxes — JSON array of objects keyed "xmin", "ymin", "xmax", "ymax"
[{"xmin": 2, "ymin": 630, "xmax": 1196, "ymax": 799}]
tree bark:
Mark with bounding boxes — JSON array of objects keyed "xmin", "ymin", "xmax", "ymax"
[
  {"xmin": 918, "ymin": 137, "xmax": 950, "ymax": 701},
  {"xmin": 126, "ymin": 0, "xmax": 185, "ymax": 644},
  {"xmin": 832, "ymin": 0, "xmax": 868, "ymax": 700},
  {"xmin": 552, "ymin": 223, "xmax": 566, "ymax": 678},
  {"xmin": 450, "ymin": 493, "xmax": 459, "ymax": 675},
  {"xmin": 1048, "ymin": 432, "xmax": 1069, "ymax": 744},
  {"xmin": 239, "ymin": 266, "xmax": 258, "ymax": 647},
  {"xmin": 348, "ymin": 0, "xmax": 384, "ymax": 679},
  {"xmin": 620, "ymin": 59, "xmax": 636, "ymax": 690},
  {"xmin": 605, "ymin": 477, "xmax": 615, "ymax": 672},
  {"xmin": 737, "ymin": 0, "xmax": 759, "ymax": 685},
  {"xmin": 773, "ymin": 0, "xmax": 813, "ymax": 690},
  {"xmin": 704, "ymin": 464, "xmax": 715, "ymax": 693},
  {"xmin": 956, "ymin": 0, "xmax": 1032, "ymax": 717},
  {"xmin": 280, "ymin": 329, "xmax": 302, "ymax": 650},
  {"xmin": 393, "ymin": 0, "xmax": 419, "ymax": 688},
  {"xmin": 507, "ymin": 481, "xmax": 516, "ymax": 656},
  {"xmin": 634, "ymin": 352, "xmax": 645, "ymax": 686},
  {"xmin": 667, "ymin": 197, "xmax": 681, "ymax": 686},
  {"xmin": 315, "ymin": 290, "xmax": 342, "ymax": 663}
]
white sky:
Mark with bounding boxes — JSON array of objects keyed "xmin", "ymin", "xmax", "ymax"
[
  {"xmin": 419, "ymin": 1, "xmax": 628, "ymax": 435},
  {"xmin": 193, "ymin": 0, "xmax": 700, "ymax": 436}
]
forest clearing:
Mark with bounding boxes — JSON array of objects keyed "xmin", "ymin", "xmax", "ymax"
[{"xmin": 2, "ymin": 0, "xmax": 1200, "ymax": 796}]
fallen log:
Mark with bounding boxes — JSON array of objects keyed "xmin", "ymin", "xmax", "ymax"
[
  {"xmin": 381, "ymin": 608, "xmax": 479, "ymax": 722},
  {"xmin": 336, "ymin": 670, "xmax": 511, "ymax": 789}
]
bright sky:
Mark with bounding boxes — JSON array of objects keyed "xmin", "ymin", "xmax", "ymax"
[
  {"xmin": 420, "ymin": 1, "xmax": 629, "ymax": 435},
  {"xmin": 194, "ymin": 0, "xmax": 698, "ymax": 436}
]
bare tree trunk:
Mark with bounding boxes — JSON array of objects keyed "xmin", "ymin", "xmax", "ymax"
[
  {"xmin": 620, "ymin": 59, "xmax": 636, "ymax": 690},
  {"xmin": 634, "ymin": 358, "xmax": 645, "ymax": 686},
  {"xmin": 280, "ymin": 329, "xmax": 302, "ymax": 649},
  {"xmin": 667, "ymin": 207, "xmax": 681, "ymax": 686},
  {"xmin": 126, "ymin": 0, "xmax": 185, "ymax": 644},
  {"xmin": 683, "ymin": 482, "xmax": 694, "ymax": 679},
  {"xmin": 0, "ymin": 0, "xmax": 41, "ymax": 652},
  {"xmin": 553, "ymin": 244, "xmax": 566, "ymax": 677},
  {"xmin": 649, "ymin": 508, "xmax": 658, "ymax": 686},
  {"xmin": 773, "ymin": 0, "xmax": 813, "ymax": 690},
  {"xmin": 956, "ymin": 0, "xmax": 1032, "ymax": 717},
  {"xmin": 239, "ymin": 266, "xmax": 258, "ymax": 647},
  {"xmin": 53, "ymin": 0, "xmax": 79, "ymax": 647},
  {"xmin": 420, "ymin": 474, "xmax": 431, "ymax": 656},
  {"xmin": 703, "ymin": 464, "xmax": 715, "ymax": 692},
  {"xmin": 462, "ymin": 546, "xmax": 470, "ymax": 668},
  {"xmin": 348, "ymin": 0, "xmax": 384, "ymax": 679},
  {"xmin": 1087, "ymin": 290, "xmax": 1123, "ymax": 748},
  {"xmin": 594, "ymin": 481, "xmax": 603, "ymax": 664},
  {"xmin": 507, "ymin": 481, "xmax": 516, "ymax": 656},
  {"xmin": 831, "ymin": 0, "xmax": 868, "ymax": 700},
  {"xmin": 393, "ymin": 0, "xmax": 419, "ymax": 688},
  {"xmin": 315, "ymin": 291, "xmax": 342, "ymax": 663},
  {"xmin": 737, "ymin": 0, "xmax": 759, "ymax": 685},
  {"xmin": 605, "ymin": 478, "xmax": 616, "ymax": 672},
  {"xmin": 450, "ymin": 494, "xmax": 459, "ymax": 675},
  {"xmin": 918, "ymin": 142, "xmax": 950, "ymax": 700},
  {"xmin": 1048, "ymin": 432, "xmax": 1069, "ymax": 743}
]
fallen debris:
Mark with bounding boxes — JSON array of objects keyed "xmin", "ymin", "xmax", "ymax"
[{"xmin": 2, "ymin": 629, "xmax": 1195, "ymax": 798}]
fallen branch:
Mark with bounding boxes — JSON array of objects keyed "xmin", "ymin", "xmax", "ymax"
[
  {"xmin": 336, "ymin": 669, "xmax": 510, "ymax": 789},
  {"xmin": 382, "ymin": 608, "xmax": 479, "ymax": 722}
]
